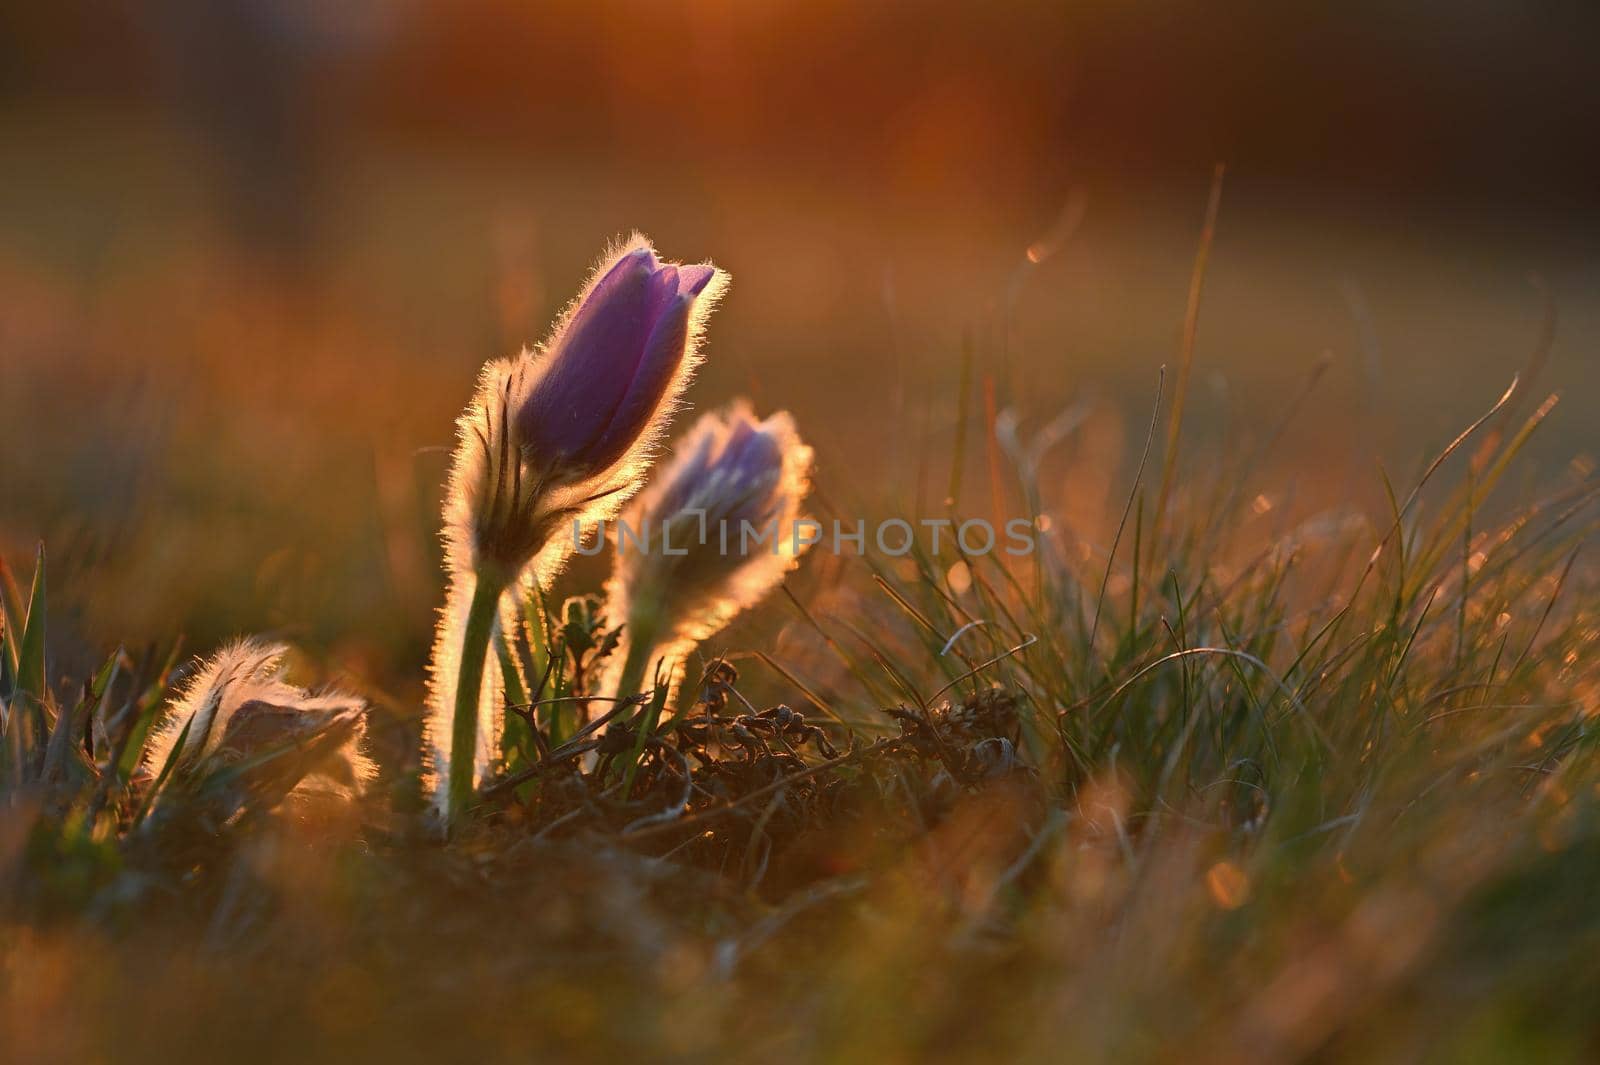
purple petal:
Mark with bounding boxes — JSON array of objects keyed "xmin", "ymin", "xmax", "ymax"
[
  {"xmin": 677, "ymin": 264, "xmax": 716, "ymax": 296},
  {"xmin": 734, "ymin": 426, "xmax": 782, "ymax": 473},
  {"xmin": 655, "ymin": 432, "xmax": 717, "ymax": 515},
  {"xmin": 518, "ymin": 251, "xmax": 676, "ymax": 460},
  {"xmin": 711, "ymin": 412, "xmax": 769, "ymax": 472},
  {"xmin": 583, "ymin": 290, "xmax": 694, "ymax": 470},
  {"xmin": 716, "ymin": 417, "xmax": 758, "ymax": 465},
  {"xmin": 705, "ymin": 419, "xmax": 785, "ymax": 528}
]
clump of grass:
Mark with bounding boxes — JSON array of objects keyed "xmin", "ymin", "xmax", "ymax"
[
  {"xmin": 725, "ymin": 360, "xmax": 1595, "ymax": 1057},
  {"xmin": 2, "ymin": 546, "xmax": 174, "ymax": 826},
  {"xmin": 1, "ymin": 548, "xmax": 378, "ymax": 924}
]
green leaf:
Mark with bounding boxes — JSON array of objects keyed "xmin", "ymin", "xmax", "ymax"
[
  {"xmin": 1, "ymin": 614, "xmax": 13, "ymax": 700},
  {"xmin": 620, "ymin": 657, "xmax": 674, "ymax": 797},
  {"xmin": 79, "ymin": 648, "xmax": 124, "ymax": 766},
  {"xmin": 132, "ymin": 712, "xmax": 193, "ymax": 828},
  {"xmin": 0, "ymin": 553, "xmax": 25, "ymax": 681},
  {"xmin": 116, "ymin": 640, "xmax": 184, "ymax": 784},
  {"xmin": 14, "ymin": 544, "xmax": 49, "ymax": 749},
  {"xmin": 41, "ymin": 673, "xmax": 95, "ymax": 789},
  {"xmin": 496, "ymin": 627, "xmax": 529, "ymax": 708},
  {"xmin": 496, "ymin": 624, "xmax": 532, "ymax": 766}
]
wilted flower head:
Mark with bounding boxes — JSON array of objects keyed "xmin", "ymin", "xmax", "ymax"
[
  {"xmin": 606, "ymin": 402, "xmax": 814, "ymax": 695},
  {"xmin": 445, "ymin": 234, "xmax": 727, "ymax": 584},
  {"xmin": 145, "ymin": 640, "xmax": 372, "ymax": 818}
]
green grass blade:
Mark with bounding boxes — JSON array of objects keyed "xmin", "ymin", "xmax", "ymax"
[
  {"xmin": 0, "ymin": 553, "xmax": 24, "ymax": 682},
  {"xmin": 14, "ymin": 544, "xmax": 49, "ymax": 769},
  {"xmin": 116, "ymin": 641, "xmax": 184, "ymax": 784},
  {"xmin": 132, "ymin": 713, "xmax": 194, "ymax": 828}
]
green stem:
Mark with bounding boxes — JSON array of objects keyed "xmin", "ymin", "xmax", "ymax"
[
  {"xmin": 614, "ymin": 614, "xmax": 664, "ymax": 798},
  {"xmin": 614, "ymin": 631, "xmax": 657, "ymax": 707},
  {"xmin": 617, "ymin": 615, "xmax": 672, "ymax": 796},
  {"xmin": 448, "ymin": 572, "xmax": 505, "ymax": 824}
]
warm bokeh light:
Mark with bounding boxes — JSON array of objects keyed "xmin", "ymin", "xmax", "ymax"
[
  {"xmin": 5, "ymin": 7, "xmax": 1600, "ymax": 1063},
  {"xmin": 5, "ymin": 3, "xmax": 1598, "ymax": 663}
]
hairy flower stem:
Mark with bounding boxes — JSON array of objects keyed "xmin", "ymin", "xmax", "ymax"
[{"xmin": 448, "ymin": 570, "xmax": 506, "ymax": 823}]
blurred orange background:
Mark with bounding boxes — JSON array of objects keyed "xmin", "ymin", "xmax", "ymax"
[{"xmin": 3, "ymin": 1, "xmax": 1597, "ymax": 682}]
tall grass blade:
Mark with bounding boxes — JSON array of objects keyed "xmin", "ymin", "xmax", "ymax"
[{"xmin": 1152, "ymin": 164, "xmax": 1225, "ymax": 535}]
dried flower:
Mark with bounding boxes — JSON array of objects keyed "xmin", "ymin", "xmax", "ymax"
[
  {"xmin": 144, "ymin": 640, "xmax": 372, "ymax": 820},
  {"xmin": 606, "ymin": 402, "xmax": 814, "ymax": 700},
  {"xmin": 426, "ymin": 235, "xmax": 727, "ymax": 824}
]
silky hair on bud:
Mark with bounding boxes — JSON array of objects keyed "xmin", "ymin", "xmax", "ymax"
[
  {"xmin": 146, "ymin": 638, "xmax": 374, "ymax": 803},
  {"xmin": 605, "ymin": 401, "xmax": 815, "ymax": 699}
]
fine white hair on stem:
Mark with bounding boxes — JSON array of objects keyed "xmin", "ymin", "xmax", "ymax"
[{"xmin": 421, "ymin": 570, "xmax": 505, "ymax": 818}]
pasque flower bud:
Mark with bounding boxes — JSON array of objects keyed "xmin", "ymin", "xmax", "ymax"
[
  {"xmin": 450, "ymin": 238, "xmax": 726, "ymax": 583},
  {"xmin": 145, "ymin": 640, "xmax": 372, "ymax": 819},
  {"xmin": 606, "ymin": 402, "xmax": 814, "ymax": 701}
]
